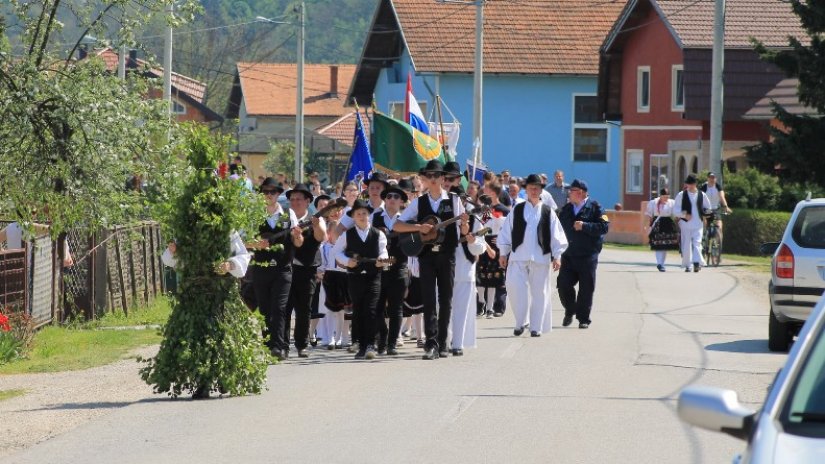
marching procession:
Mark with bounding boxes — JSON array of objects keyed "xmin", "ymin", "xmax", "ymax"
[{"xmin": 165, "ymin": 160, "xmax": 611, "ymax": 363}]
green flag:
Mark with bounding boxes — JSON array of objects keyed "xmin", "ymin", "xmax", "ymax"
[{"xmin": 372, "ymin": 112, "xmax": 445, "ymax": 174}]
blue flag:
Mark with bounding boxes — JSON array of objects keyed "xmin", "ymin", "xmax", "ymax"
[{"xmin": 347, "ymin": 112, "xmax": 373, "ymax": 184}]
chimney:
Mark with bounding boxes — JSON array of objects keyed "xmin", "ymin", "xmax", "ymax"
[
  {"xmin": 127, "ymin": 49, "xmax": 138, "ymax": 69},
  {"xmin": 329, "ymin": 65, "xmax": 339, "ymax": 97}
]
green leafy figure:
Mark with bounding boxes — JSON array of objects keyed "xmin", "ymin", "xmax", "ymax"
[{"xmin": 140, "ymin": 124, "xmax": 268, "ymax": 399}]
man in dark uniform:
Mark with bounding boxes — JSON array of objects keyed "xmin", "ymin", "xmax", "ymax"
[
  {"xmin": 373, "ymin": 184, "xmax": 409, "ymax": 355},
  {"xmin": 284, "ymin": 183, "xmax": 326, "ymax": 358},
  {"xmin": 394, "ymin": 160, "xmax": 469, "ymax": 360},
  {"xmin": 556, "ymin": 179, "xmax": 609, "ymax": 329}
]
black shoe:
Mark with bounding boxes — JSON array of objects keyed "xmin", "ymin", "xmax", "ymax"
[
  {"xmin": 271, "ymin": 349, "xmax": 287, "ymax": 361},
  {"xmin": 422, "ymin": 348, "xmax": 440, "ymax": 360},
  {"xmin": 297, "ymin": 349, "xmax": 309, "ymax": 358},
  {"xmin": 579, "ymin": 322, "xmax": 590, "ymax": 329},
  {"xmin": 438, "ymin": 349, "xmax": 450, "ymax": 358},
  {"xmin": 354, "ymin": 348, "xmax": 367, "ymax": 359},
  {"xmin": 493, "ymin": 312, "xmax": 503, "ymax": 317},
  {"xmin": 562, "ymin": 315, "xmax": 573, "ymax": 327},
  {"xmin": 377, "ymin": 345, "xmax": 386, "ymax": 355},
  {"xmin": 694, "ymin": 263, "xmax": 701, "ymax": 272},
  {"xmin": 365, "ymin": 345, "xmax": 377, "ymax": 360},
  {"xmin": 514, "ymin": 327, "xmax": 525, "ymax": 336},
  {"xmin": 530, "ymin": 331, "xmax": 541, "ymax": 337},
  {"xmin": 451, "ymin": 348, "xmax": 464, "ymax": 356},
  {"xmin": 685, "ymin": 267, "xmax": 690, "ymax": 272},
  {"xmin": 309, "ymin": 337, "xmax": 318, "ymax": 347},
  {"xmin": 386, "ymin": 346, "xmax": 399, "ymax": 356},
  {"xmin": 657, "ymin": 264, "xmax": 665, "ymax": 272},
  {"xmin": 326, "ymin": 344, "xmax": 335, "ymax": 351}
]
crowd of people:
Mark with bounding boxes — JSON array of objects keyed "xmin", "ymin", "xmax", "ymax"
[{"xmin": 164, "ymin": 160, "xmax": 610, "ymax": 362}]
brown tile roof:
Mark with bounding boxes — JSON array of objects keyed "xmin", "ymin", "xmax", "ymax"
[
  {"xmin": 236, "ymin": 63, "xmax": 355, "ymax": 117},
  {"xmin": 744, "ymin": 78, "xmax": 820, "ymax": 119},
  {"xmin": 655, "ymin": 0, "xmax": 804, "ymax": 49},
  {"xmin": 393, "ymin": 0, "xmax": 627, "ymax": 75},
  {"xmin": 92, "ymin": 48, "xmax": 207, "ymax": 103},
  {"xmin": 316, "ymin": 111, "xmax": 371, "ymax": 148}
]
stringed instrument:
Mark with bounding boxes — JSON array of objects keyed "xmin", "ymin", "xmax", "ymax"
[
  {"xmin": 346, "ymin": 254, "xmax": 396, "ymax": 268},
  {"xmin": 461, "ymin": 227, "xmax": 491, "ymax": 243},
  {"xmin": 398, "ymin": 203, "xmax": 491, "ymax": 257},
  {"xmin": 253, "ymin": 197, "xmax": 347, "ymax": 247}
]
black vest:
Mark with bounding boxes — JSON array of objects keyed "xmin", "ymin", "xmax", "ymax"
[
  {"xmin": 254, "ymin": 212, "xmax": 294, "ymax": 270},
  {"xmin": 460, "ymin": 215, "xmax": 478, "ymax": 263},
  {"xmin": 680, "ymin": 190, "xmax": 705, "ymax": 217},
  {"xmin": 372, "ymin": 211, "xmax": 407, "ymax": 269},
  {"xmin": 293, "ymin": 213, "xmax": 322, "ymax": 267},
  {"xmin": 345, "ymin": 227, "xmax": 380, "ymax": 275},
  {"xmin": 511, "ymin": 202, "xmax": 553, "ymax": 256},
  {"xmin": 417, "ymin": 192, "xmax": 458, "ymax": 252}
]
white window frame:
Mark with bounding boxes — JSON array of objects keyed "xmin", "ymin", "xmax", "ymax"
[
  {"xmin": 571, "ymin": 93, "xmax": 609, "ymax": 163},
  {"xmin": 626, "ymin": 150, "xmax": 644, "ymax": 193},
  {"xmin": 172, "ymin": 99, "xmax": 187, "ymax": 115},
  {"xmin": 637, "ymin": 66, "xmax": 650, "ymax": 113},
  {"xmin": 671, "ymin": 65, "xmax": 685, "ymax": 111}
]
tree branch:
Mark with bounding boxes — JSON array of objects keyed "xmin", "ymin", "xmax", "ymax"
[{"xmin": 64, "ymin": 3, "xmax": 117, "ymax": 70}]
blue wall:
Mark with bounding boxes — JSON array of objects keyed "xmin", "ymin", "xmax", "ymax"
[{"xmin": 371, "ymin": 50, "xmax": 621, "ymax": 207}]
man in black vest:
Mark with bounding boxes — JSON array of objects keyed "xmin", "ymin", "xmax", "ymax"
[
  {"xmin": 246, "ymin": 177, "xmax": 304, "ymax": 360},
  {"xmin": 498, "ymin": 174, "xmax": 568, "ymax": 337},
  {"xmin": 373, "ymin": 185, "xmax": 408, "ymax": 355},
  {"xmin": 394, "ymin": 160, "xmax": 470, "ymax": 360},
  {"xmin": 674, "ymin": 175, "xmax": 711, "ymax": 272},
  {"xmin": 284, "ymin": 183, "xmax": 326, "ymax": 358},
  {"xmin": 557, "ymin": 179, "xmax": 609, "ymax": 329},
  {"xmin": 332, "ymin": 199, "xmax": 389, "ymax": 360}
]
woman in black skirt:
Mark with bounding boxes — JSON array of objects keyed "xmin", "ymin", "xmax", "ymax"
[
  {"xmin": 645, "ymin": 188, "xmax": 680, "ymax": 272},
  {"xmin": 320, "ymin": 221, "xmax": 352, "ymax": 348}
]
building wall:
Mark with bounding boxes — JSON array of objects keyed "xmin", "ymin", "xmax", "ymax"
[{"xmin": 372, "ymin": 50, "xmax": 621, "ymax": 207}]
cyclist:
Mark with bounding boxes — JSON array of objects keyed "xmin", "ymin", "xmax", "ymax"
[{"xmin": 700, "ymin": 172, "xmax": 732, "ymax": 245}]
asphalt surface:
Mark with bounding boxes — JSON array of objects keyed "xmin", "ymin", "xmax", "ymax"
[{"xmin": 2, "ymin": 248, "xmax": 785, "ymax": 464}]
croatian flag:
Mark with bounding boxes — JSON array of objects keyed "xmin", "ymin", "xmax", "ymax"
[{"xmin": 405, "ymin": 73, "xmax": 429, "ymax": 135}]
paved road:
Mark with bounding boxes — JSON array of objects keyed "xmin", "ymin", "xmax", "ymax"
[{"xmin": 3, "ymin": 248, "xmax": 784, "ymax": 464}]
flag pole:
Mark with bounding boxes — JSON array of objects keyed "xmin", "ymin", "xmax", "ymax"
[
  {"xmin": 435, "ymin": 95, "xmax": 449, "ymax": 161},
  {"xmin": 340, "ymin": 98, "xmax": 359, "ymax": 189},
  {"xmin": 471, "ymin": 137, "xmax": 480, "ymax": 181}
]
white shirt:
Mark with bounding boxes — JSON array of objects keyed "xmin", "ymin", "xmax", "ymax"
[
  {"xmin": 705, "ymin": 185, "xmax": 721, "ymax": 209},
  {"xmin": 339, "ymin": 200, "xmax": 384, "ymax": 229},
  {"xmin": 540, "ymin": 190, "xmax": 558, "ymax": 210},
  {"xmin": 498, "ymin": 200, "xmax": 568, "ymax": 265},
  {"xmin": 161, "ymin": 231, "xmax": 250, "ymax": 278},
  {"xmin": 319, "ymin": 241, "xmax": 345, "ymax": 273},
  {"xmin": 395, "ymin": 190, "xmax": 465, "ymax": 242},
  {"xmin": 332, "ymin": 225, "xmax": 389, "ymax": 268},
  {"xmin": 455, "ymin": 218, "xmax": 487, "ymax": 282},
  {"xmin": 646, "ymin": 198, "xmax": 675, "ymax": 218},
  {"xmin": 373, "ymin": 209, "xmax": 401, "ymax": 231},
  {"xmin": 266, "ymin": 204, "xmax": 299, "ymax": 230},
  {"xmin": 673, "ymin": 190, "xmax": 711, "ymax": 229},
  {"xmin": 509, "ymin": 195, "xmax": 525, "ymax": 206}
]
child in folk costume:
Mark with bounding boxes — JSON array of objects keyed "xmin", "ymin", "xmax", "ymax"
[
  {"xmin": 320, "ymin": 220, "xmax": 352, "ymax": 349},
  {"xmin": 332, "ymin": 199, "xmax": 389, "ymax": 360},
  {"xmin": 404, "ymin": 256, "xmax": 425, "ymax": 348},
  {"xmin": 477, "ymin": 194, "xmax": 508, "ymax": 319},
  {"xmin": 449, "ymin": 188, "xmax": 487, "ymax": 355}
]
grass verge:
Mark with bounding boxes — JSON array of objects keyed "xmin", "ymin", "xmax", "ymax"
[
  {"xmin": 0, "ymin": 297, "xmax": 171, "ymax": 375},
  {"xmin": 0, "ymin": 389, "xmax": 27, "ymax": 402},
  {"xmin": 604, "ymin": 242, "xmax": 771, "ymax": 272}
]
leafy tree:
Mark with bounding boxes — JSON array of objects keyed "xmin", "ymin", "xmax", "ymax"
[
  {"xmin": 748, "ymin": 0, "xmax": 825, "ymax": 186},
  {"xmin": 140, "ymin": 124, "xmax": 269, "ymax": 398}
]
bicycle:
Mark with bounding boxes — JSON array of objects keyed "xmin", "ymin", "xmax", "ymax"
[{"xmin": 702, "ymin": 210, "xmax": 727, "ymax": 267}]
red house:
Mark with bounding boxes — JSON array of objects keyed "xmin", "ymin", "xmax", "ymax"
[{"xmin": 598, "ymin": 0, "xmax": 804, "ymax": 210}]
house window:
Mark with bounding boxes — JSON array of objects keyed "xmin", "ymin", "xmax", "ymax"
[
  {"xmin": 573, "ymin": 95, "xmax": 608, "ymax": 162},
  {"xmin": 389, "ymin": 101, "xmax": 428, "ymax": 123},
  {"xmin": 672, "ymin": 65, "xmax": 684, "ymax": 111},
  {"xmin": 637, "ymin": 66, "xmax": 650, "ymax": 113},
  {"xmin": 172, "ymin": 99, "xmax": 186, "ymax": 115},
  {"xmin": 626, "ymin": 150, "xmax": 643, "ymax": 193}
]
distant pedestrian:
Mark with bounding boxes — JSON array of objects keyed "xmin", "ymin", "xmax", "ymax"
[
  {"xmin": 557, "ymin": 179, "xmax": 609, "ymax": 329},
  {"xmin": 546, "ymin": 170, "xmax": 570, "ymax": 211},
  {"xmin": 673, "ymin": 175, "xmax": 711, "ymax": 272},
  {"xmin": 644, "ymin": 188, "xmax": 679, "ymax": 272}
]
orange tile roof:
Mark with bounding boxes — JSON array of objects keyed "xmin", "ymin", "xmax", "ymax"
[
  {"xmin": 236, "ymin": 63, "xmax": 355, "ymax": 117},
  {"xmin": 92, "ymin": 48, "xmax": 207, "ymax": 103},
  {"xmin": 655, "ymin": 0, "xmax": 804, "ymax": 49},
  {"xmin": 392, "ymin": 0, "xmax": 627, "ymax": 75},
  {"xmin": 316, "ymin": 111, "xmax": 371, "ymax": 148}
]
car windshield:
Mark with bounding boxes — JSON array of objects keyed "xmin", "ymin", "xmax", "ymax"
[
  {"xmin": 780, "ymin": 320, "xmax": 825, "ymax": 437},
  {"xmin": 792, "ymin": 205, "xmax": 825, "ymax": 249}
]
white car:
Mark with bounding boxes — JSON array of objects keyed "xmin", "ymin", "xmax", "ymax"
[
  {"xmin": 764, "ymin": 198, "xmax": 825, "ymax": 352},
  {"xmin": 677, "ymin": 295, "xmax": 825, "ymax": 463}
]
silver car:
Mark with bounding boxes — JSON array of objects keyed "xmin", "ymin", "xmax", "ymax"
[
  {"xmin": 677, "ymin": 295, "xmax": 825, "ymax": 463},
  {"xmin": 764, "ymin": 198, "xmax": 825, "ymax": 351}
]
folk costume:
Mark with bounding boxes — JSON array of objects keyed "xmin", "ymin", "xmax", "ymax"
[
  {"xmin": 320, "ymin": 239, "xmax": 351, "ymax": 348},
  {"xmin": 372, "ymin": 186, "xmax": 409, "ymax": 355},
  {"xmin": 476, "ymin": 204, "xmax": 507, "ymax": 318},
  {"xmin": 673, "ymin": 176, "xmax": 711, "ymax": 272},
  {"xmin": 645, "ymin": 193, "xmax": 679, "ymax": 271},
  {"xmin": 450, "ymin": 210, "xmax": 486, "ymax": 352}
]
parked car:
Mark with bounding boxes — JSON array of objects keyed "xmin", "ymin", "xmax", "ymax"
[
  {"xmin": 677, "ymin": 294, "xmax": 825, "ymax": 463},
  {"xmin": 762, "ymin": 198, "xmax": 825, "ymax": 352}
]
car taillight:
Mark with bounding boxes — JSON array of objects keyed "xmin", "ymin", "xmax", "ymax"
[{"xmin": 776, "ymin": 244, "xmax": 794, "ymax": 279}]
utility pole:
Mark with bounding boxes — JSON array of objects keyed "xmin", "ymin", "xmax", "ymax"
[
  {"xmin": 117, "ymin": 45, "xmax": 126, "ymax": 80},
  {"xmin": 163, "ymin": 3, "xmax": 173, "ymax": 116},
  {"xmin": 295, "ymin": 1, "xmax": 305, "ymax": 184},
  {"xmin": 473, "ymin": 0, "xmax": 484, "ymax": 164},
  {"xmin": 709, "ymin": 0, "xmax": 725, "ymax": 182}
]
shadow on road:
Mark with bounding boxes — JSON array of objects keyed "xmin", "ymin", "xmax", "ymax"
[
  {"xmin": 705, "ymin": 339, "xmax": 785, "ymax": 354},
  {"xmin": 18, "ymin": 397, "xmax": 170, "ymax": 412}
]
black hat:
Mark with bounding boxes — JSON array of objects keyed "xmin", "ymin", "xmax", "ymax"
[
  {"xmin": 366, "ymin": 171, "xmax": 389, "ymax": 187},
  {"xmin": 381, "ymin": 185, "xmax": 408, "ymax": 202},
  {"xmin": 346, "ymin": 198, "xmax": 372, "ymax": 217},
  {"xmin": 449, "ymin": 185, "xmax": 466, "ymax": 196},
  {"xmin": 685, "ymin": 174, "xmax": 698, "ymax": 185},
  {"xmin": 259, "ymin": 177, "xmax": 285, "ymax": 193},
  {"xmin": 570, "ymin": 179, "xmax": 589, "ymax": 192},
  {"xmin": 707, "ymin": 172, "xmax": 717, "ymax": 178},
  {"xmin": 524, "ymin": 174, "xmax": 546, "ymax": 188},
  {"xmin": 419, "ymin": 160, "xmax": 446, "ymax": 175},
  {"xmin": 397, "ymin": 178, "xmax": 415, "ymax": 193},
  {"xmin": 444, "ymin": 161, "xmax": 462, "ymax": 177},
  {"xmin": 313, "ymin": 194, "xmax": 332, "ymax": 209},
  {"xmin": 285, "ymin": 183, "xmax": 313, "ymax": 200}
]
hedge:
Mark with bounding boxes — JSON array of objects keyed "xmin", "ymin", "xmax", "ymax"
[{"xmin": 723, "ymin": 209, "xmax": 791, "ymax": 256}]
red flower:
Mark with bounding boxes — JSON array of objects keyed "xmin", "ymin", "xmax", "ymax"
[{"xmin": 0, "ymin": 313, "xmax": 10, "ymax": 332}]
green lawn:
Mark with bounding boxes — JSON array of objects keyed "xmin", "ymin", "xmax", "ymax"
[
  {"xmin": 604, "ymin": 242, "xmax": 771, "ymax": 272},
  {"xmin": 0, "ymin": 297, "xmax": 171, "ymax": 375},
  {"xmin": 0, "ymin": 389, "xmax": 27, "ymax": 402}
]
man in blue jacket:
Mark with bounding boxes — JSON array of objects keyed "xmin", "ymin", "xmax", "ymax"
[{"xmin": 556, "ymin": 179, "xmax": 609, "ymax": 329}]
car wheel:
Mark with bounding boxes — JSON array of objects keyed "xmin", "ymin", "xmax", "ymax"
[{"xmin": 768, "ymin": 307, "xmax": 791, "ymax": 352}]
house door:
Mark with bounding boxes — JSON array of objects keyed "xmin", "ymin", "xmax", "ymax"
[{"xmin": 650, "ymin": 154, "xmax": 669, "ymax": 199}]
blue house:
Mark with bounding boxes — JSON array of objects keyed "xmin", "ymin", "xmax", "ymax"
[{"xmin": 347, "ymin": 0, "xmax": 627, "ymax": 207}]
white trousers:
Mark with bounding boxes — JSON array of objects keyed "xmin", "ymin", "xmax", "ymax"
[
  {"xmin": 450, "ymin": 281, "xmax": 477, "ymax": 349},
  {"xmin": 678, "ymin": 223, "xmax": 704, "ymax": 268},
  {"xmin": 655, "ymin": 250, "xmax": 667, "ymax": 266},
  {"xmin": 316, "ymin": 286, "xmax": 334, "ymax": 345},
  {"xmin": 505, "ymin": 260, "xmax": 552, "ymax": 334}
]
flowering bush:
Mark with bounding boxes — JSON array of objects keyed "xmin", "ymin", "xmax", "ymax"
[{"xmin": 0, "ymin": 308, "xmax": 36, "ymax": 365}]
